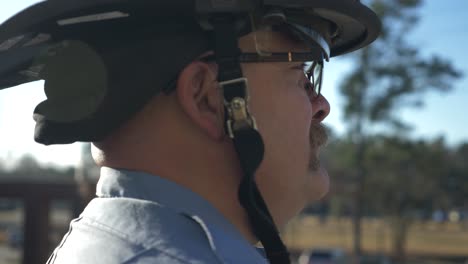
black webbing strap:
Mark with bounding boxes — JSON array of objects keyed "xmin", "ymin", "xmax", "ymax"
[
  {"xmin": 234, "ymin": 130, "xmax": 291, "ymax": 264},
  {"xmin": 211, "ymin": 14, "xmax": 290, "ymax": 264}
]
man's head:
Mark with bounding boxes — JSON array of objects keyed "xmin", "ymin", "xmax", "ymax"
[
  {"xmin": 92, "ymin": 27, "xmax": 331, "ymax": 230},
  {"xmin": 0, "ymin": 0, "xmax": 381, "ymax": 261}
]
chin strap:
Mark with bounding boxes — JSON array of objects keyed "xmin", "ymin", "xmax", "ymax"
[{"xmin": 211, "ymin": 15, "xmax": 291, "ymax": 264}]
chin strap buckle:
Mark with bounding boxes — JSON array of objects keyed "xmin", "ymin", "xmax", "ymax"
[{"xmin": 220, "ymin": 77, "xmax": 257, "ymax": 138}]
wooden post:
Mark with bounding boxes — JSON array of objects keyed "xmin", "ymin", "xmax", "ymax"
[
  {"xmin": 23, "ymin": 195, "xmax": 50, "ymax": 264},
  {"xmin": 0, "ymin": 183, "xmax": 80, "ymax": 264}
]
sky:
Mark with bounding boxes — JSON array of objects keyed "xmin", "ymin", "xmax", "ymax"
[{"xmin": 0, "ymin": 1, "xmax": 467, "ymax": 168}]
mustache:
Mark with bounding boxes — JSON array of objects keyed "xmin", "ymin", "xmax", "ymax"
[
  {"xmin": 308, "ymin": 123, "xmax": 328, "ymax": 171},
  {"xmin": 310, "ymin": 123, "xmax": 328, "ymax": 149}
]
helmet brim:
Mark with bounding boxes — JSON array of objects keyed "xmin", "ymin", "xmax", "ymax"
[
  {"xmin": 0, "ymin": 0, "xmax": 381, "ymax": 89},
  {"xmin": 264, "ymin": 0, "xmax": 381, "ymax": 56}
]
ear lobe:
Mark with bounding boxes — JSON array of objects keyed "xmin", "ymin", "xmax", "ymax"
[{"xmin": 176, "ymin": 61, "xmax": 225, "ymax": 140}]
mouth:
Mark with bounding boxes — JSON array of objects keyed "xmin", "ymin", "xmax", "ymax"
[{"xmin": 310, "ymin": 123, "xmax": 328, "ymax": 148}]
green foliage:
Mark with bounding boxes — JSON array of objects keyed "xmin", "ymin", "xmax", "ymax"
[
  {"xmin": 324, "ymin": 135, "xmax": 468, "ymax": 217},
  {"xmin": 364, "ymin": 137, "xmax": 451, "ymax": 215},
  {"xmin": 0, "ymin": 154, "xmax": 74, "ymax": 183},
  {"xmin": 323, "ymin": 133, "xmax": 468, "ymax": 259}
]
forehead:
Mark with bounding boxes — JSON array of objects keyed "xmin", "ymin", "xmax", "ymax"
[
  {"xmin": 238, "ymin": 21, "xmax": 331, "ymax": 54},
  {"xmin": 238, "ymin": 30, "xmax": 305, "ymax": 53}
]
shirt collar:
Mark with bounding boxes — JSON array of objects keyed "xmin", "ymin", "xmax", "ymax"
[
  {"xmin": 97, "ymin": 167, "xmax": 238, "ymax": 230},
  {"xmin": 96, "ymin": 167, "xmax": 268, "ymax": 263}
]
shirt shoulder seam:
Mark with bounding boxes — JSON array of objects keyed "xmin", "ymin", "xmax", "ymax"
[
  {"xmin": 122, "ymin": 247, "xmax": 209, "ymax": 264},
  {"xmin": 79, "ymin": 216, "xmax": 140, "ymax": 245}
]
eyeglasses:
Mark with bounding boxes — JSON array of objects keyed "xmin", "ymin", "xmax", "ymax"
[
  {"xmin": 305, "ymin": 60, "xmax": 323, "ymax": 98},
  {"xmin": 201, "ymin": 52, "xmax": 324, "ymax": 98}
]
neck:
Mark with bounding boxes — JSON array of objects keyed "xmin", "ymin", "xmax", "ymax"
[
  {"xmin": 145, "ymin": 139, "xmax": 259, "ymax": 244},
  {"xmin": 93, "ymin": 94, "xmax": 261, "ymax": 244}
]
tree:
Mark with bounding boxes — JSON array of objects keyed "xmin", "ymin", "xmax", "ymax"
[
  {"xmin": 363, "ymin": 137, "xmax": 451, "ymax": 259},
  {"xmin": 323, "ymin": 135, "xmax": 468, "ymax": 260},
  {"xmin": 337, "ymin": 0, "xmax": 461, "ymax": 261},
  {"xmin": 15, "ymin": 154, "xmax": 41, "ymax": 174},
  {"xmin": 443, "ymin": 143, "xmax": 468, "ymax": 212}
]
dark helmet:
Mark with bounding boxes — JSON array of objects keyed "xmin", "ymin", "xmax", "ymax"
[
  {"xmin": 0, "ymin": 1, "xmax": 381, "ymax": 263},
  {"xmin": 0, "ymin": 1, "xmax": 380, "ymax": 143}
]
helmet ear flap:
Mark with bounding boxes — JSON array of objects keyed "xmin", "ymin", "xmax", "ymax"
[{"xmin": 35, "ymin": 40, "xmax": 107, "ymax": 122}]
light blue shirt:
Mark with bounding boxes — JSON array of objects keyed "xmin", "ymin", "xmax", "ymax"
[{"xmin": 47, "ymin": 167, "xmax": 269, "ymax": 264}]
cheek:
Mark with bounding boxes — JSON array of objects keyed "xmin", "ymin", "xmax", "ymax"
[
  {"xmin": 246, "ymin": 68, "xmax": 315, "ymax": 224},
  {"xmin": 248, "ymin": 67, "xmax": 313, "ymax": 177},
  {"xmin": 246, "ymin": 66, "xmax": 312, "ymax": 133},
  {"xmin": 259, "ymin": 78, "xmax": 312, "ymax": 151}
]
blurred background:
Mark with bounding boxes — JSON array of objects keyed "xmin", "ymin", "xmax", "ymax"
[{"xmin": 0, "ymin": 0, "xmax": 467, "ymax": 264}]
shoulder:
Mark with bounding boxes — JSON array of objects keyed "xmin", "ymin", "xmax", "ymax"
[{"xmin": 48, "ymin": 197, "xmax": 223, "ymax": 264}]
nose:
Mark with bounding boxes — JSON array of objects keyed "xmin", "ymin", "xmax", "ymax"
[{"xmin": 311, "ymin": 94, "xmax": 330, "ymax": 122}]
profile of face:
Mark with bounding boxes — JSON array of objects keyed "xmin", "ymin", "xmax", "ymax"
[{"xmin": 237, "ymin": 28, "xmax": 331, "ymax": 228}]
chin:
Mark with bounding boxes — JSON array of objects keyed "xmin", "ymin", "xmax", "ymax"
[
  {"xmin": 307, "ymin": 166, "xmax": 330, "ymax": 202},
  {"xmin": 317, "ymin": 166, "xmax": 330, "ymax": 199}
]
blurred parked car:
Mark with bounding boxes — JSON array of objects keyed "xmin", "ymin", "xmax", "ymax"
[
  {"xmin": 298, "ymin": 248, "xmax": 348, "ymax": 264},
  {"xmin": 359, "ymin": 254, "xmax": 392, "ymax": 264},
  {"xmin": 6, "ymin": 226, "xmax": 23, "ymax": 248},
  {"xmin": 0, "ymin": 199, "xmax": 19, "ymax": 211}
]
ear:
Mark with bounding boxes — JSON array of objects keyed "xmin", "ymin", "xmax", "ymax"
[{"xmin": 176, "ymin": 61, "xmax": 225, "ymax": 140}]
